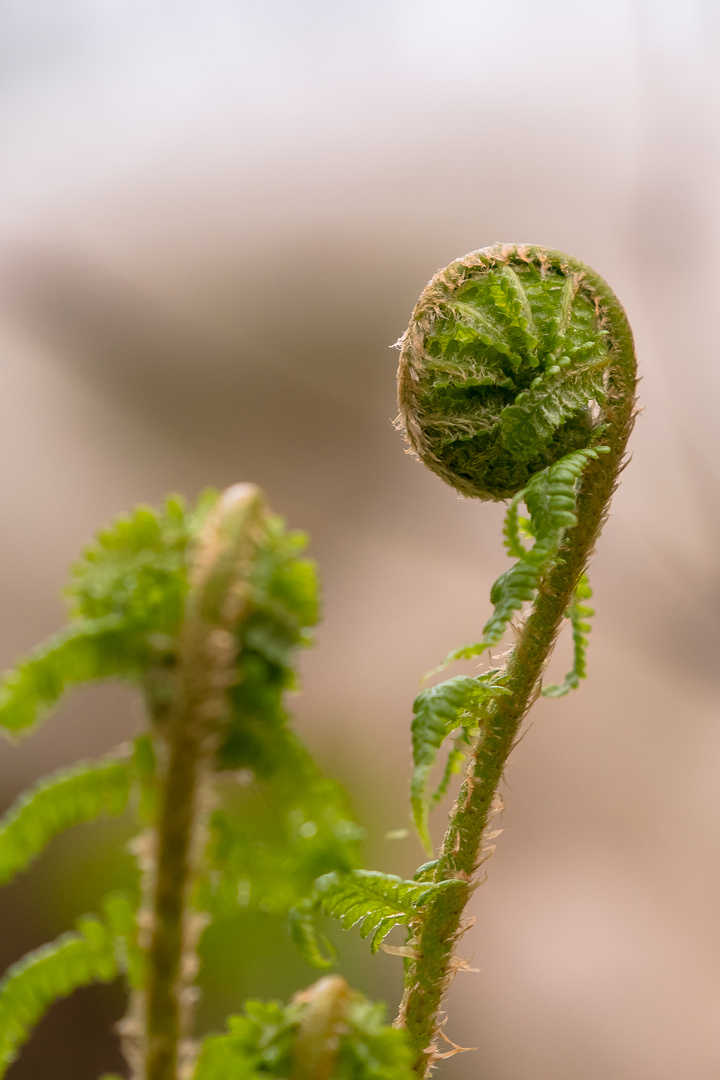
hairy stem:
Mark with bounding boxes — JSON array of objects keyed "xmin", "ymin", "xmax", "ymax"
[
  {"xmin": 142, "ymin": 485, "xmax": 266, "ymax": 1080},
  {"xmin": 396, "ymin": 252, "xmax": 637, "ymax": 1075},
  {"xmin": 143, "ymin": 643, "xmax": 213, "ymax": 1080}
]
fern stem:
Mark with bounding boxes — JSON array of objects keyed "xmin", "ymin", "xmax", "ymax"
[
  {"xmin": 142, "ymin": 485, "xmax": 267, "ymax": 1080},
  {"xmin": 395, "ymin": 250, "xmax": 637, "ymax": 1075},
  {"xmin": 143, "ymin": 688, "xmax": 205, "ymax": 1080}
]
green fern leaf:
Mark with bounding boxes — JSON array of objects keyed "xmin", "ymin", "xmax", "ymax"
[
  {"xmin": 438, "ymin": 446, "xmax": 606, "ymax": 669},
  {"xmin": 215, "ymin": 517, "xmax": 320, "ymax": 772},
  {"xmin": 543, "ymin": 574, "xmax": 594, "ymax": 698},
  {"xmin": 429, "ymin": 738, "xmax": 466, "ymax": 809},
  {"xmin": 193, "ymin": 984, "xmax": 413, "ymax": 1080},
  {"xmin": 101, "ymin": 891, "xmax": 143, "ymax": 990},
  {"xmin": 410, "ymin": 674, "xmax": 507, "ymax": 853},
  {"xmin": 0, "ymin": 494, "xmax": 217, "ymax": 737},
  {"xmin": 521, "ymin": 447, "xmax": 606, "ymax": 562},
  {"xmin": 0, "ymin": 754, "xmax": 132, "ymax": 886},
  {"xmin": 0, "ymin": 617, "xmax": 151, "ymax": 735},
  {"xmin": 132, "ymin": 734, "xmax": 158, "ymax": 825},
  {"xmin": 500, "ymin": 358, "xmax": 609, "ymax": 462},
  {"xmin": 315, "ymin": 870, "xmax": 462, "ymax": 954},
  {"xmin": 0, "ymin": 915, "xmax": 118, "ymax": 1075},
  {"xmin": 67, "ymin": 493, "xmax": 204, "ymax": 629},
  {"xmin": 287, "ymin": 902, "xmax": 336, "ymax": 971},
  {"xmin": 0, "ymin": 489, "xmax": 319, "ymax": 751},
  {"xmin": 482, "ymin": 561, "xmax": 540, "ymax": 645}
]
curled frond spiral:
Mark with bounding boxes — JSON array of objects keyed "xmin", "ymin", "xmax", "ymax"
[{"xmin": 396, "ymin": 244, "xmax": 615, "ymax": 501}]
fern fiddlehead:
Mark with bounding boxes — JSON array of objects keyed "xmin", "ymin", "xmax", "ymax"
[{"xmin": 395, "ymin": 244, "xmax": 637, "ymax": 1074}]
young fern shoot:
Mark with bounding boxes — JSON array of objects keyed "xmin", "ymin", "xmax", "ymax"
[
  {"xmin": 0, "ymin": 486, "xmax": 412, "ymax": 1080},
  {"xmin": 394, "ymin": 244, "xmax": 637, "ymax": 1074}
]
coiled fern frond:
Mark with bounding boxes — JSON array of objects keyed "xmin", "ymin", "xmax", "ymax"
[
  {"xmin": 397, "ymin": 244, "xmax": 612, "ymax": 501},
  {"xmin": 394, "ymin": 244, "xmax": 637, "ymax": 1074}
]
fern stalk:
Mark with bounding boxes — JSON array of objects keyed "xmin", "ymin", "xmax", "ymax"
[
  {"xmin": 142, "ymin": 485, "xmax": 267, "ymax": 1080},
  {"xmin": 394, "ymin": 246, "xmax": 637, "ymax": 1074}
]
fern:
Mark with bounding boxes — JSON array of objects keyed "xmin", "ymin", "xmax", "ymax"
[
  {"xmin": 0, "ymin": 488, "xmax": 333, "ymax": 1080},
  {"xmin": 542, "ymin": 574, "xmax": 594, "ymax": 697},
  {"xmin": 288, "ymin": 902, "xmax": 337, "ymax": 971},
  {"xmin": 0, "ymin": 913, "xmax": 119, "ymax": 1076},
  {"xmin": 410, "ymin": 674, "xmax": 508, "ymax": 853},
  {"xmin": 0, "ymin": 618, "xmax": 151, "ymax": 735},
  {"xmin": 193, "ymin": 982, "xmax": 413, "ymax": 1080},
  {"xmin": 66, "ymin": 493, "xmax": 207, "ymax": 628},
  {"xmin": 395, "ymin": 244, "xmax": 637, "ymax": 1072},
  {"xmin": 101, "ymin": 890, "xmax": 144, "ymax": 991},
  {"xmin": 311, "ymin": 870, "xmax": 462, "ymax": 955},
  {"xmin": 499, "ymin": 357, "xmax": 609, "ymax": 462},
  {"xmin": 0, "ymin": 754, "xmax": 132, "ymax": 885},
  {"xmin": 428, "ymin": 738, "xmax": 465, "ymax": 810},
  {"xmin": 399, "ymin": 250, "xmax": 613, "ymax": 502},
  {"xmin": 0, "ymin": 495, "xmax": 216, "ymax": 737},
  {"xmin": 218, "ymin": 517, "xmax": 320, "ymax": 772},
  {"xmin": 440, "ymin": 445, "xmax": 606, "ymax": 667}
]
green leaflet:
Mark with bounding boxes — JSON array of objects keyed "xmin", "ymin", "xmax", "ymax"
[
  {"xmin": 0, "ymin": 489, "xmax": 319, "ymax": 755},
  {"xmin": 0, "ymin": 914, "xmax": 119, "ymax": 1076},
  {"xmin": 499, "ymin": 357, "xmax": 609, "ymax": 462},
  {"xmin": 0, "ymin": 494, "xmax": 212, "ymax": 736},
  {"xmin": 193, "ymin": 988, "xmax": 413, "ymax": 1080},
  {"xmin": 439, "ymin": 446, "xmax": 606, "ymax": 669},
  {"xmin": 218, "ymin": 518, "xmax": 320, "ymax": 771},
  {"xmin": 543, "ymin": 574, "xmax": 594, "ymax": 698},
  {"xmin": 66, "ymin": 493, "xmax": 205, "ymax": 628},
  {"xmin": 307, "ymin": 870, "xmax": 463, "ymax": 956},
  {"xmin": 194, "ymin": 1000, "xmax": 297, "ymax": 1080},
  {"xmin": 288, "ymin": 903, "xmax": 336, "ymax": 971},
  {"xmin": 0, "ymin": 617, "xmax": 151, "ymax": 735},
  {"xmin": 101, "ymin": 891, "xmax": 144, "ymax": 991},
  {"xmin": 410, "ymin": 674, "xmax": 509, "ymax": 853},
  {"xmin": 428, "ymin": 738, "xmax": 465, "ymax": 810},
  {"xmin": 0, "ymin": 754, "xmax": 133, "ymax": 886}
]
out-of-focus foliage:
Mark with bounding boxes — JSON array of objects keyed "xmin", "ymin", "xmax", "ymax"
[
  {"xmin": 0, "ymin": 490, "xmax": 395, "ymax": 1076},
  {"xmin": 194, "ymin": 978, "xmax": 413, "ymax": 1080}
]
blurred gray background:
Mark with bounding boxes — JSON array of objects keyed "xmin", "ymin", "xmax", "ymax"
[{"xmin": 0, "ymin": 1, "xmax": 719, "ymax": 1077}]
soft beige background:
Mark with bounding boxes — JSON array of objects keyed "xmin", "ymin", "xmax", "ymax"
[{"xmin": 0, "ymin": 1, "xmax": 719, "ymax": 1077}]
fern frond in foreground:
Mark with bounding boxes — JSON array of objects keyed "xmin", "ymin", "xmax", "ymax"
[{"xmin": 395, "ymin": 243, "xmax": 637, "ymax": 1074}]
